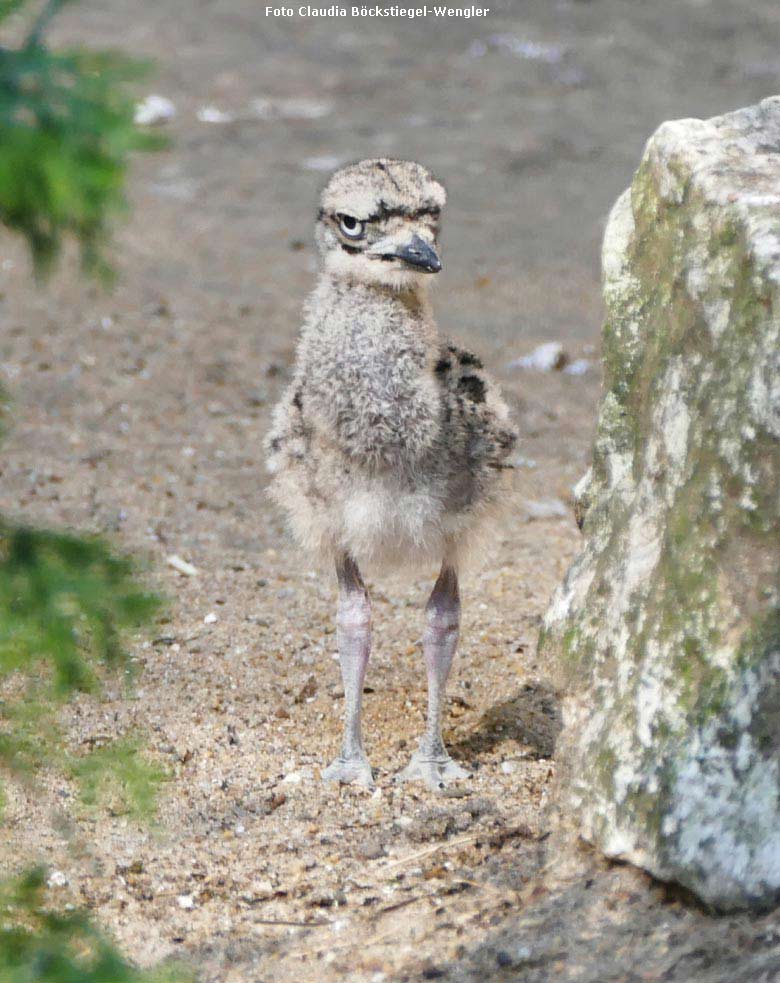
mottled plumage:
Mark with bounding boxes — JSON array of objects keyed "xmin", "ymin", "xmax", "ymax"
[{"xmin": 266, "ymin": 158, "xmax": 516, "ymax": 789}]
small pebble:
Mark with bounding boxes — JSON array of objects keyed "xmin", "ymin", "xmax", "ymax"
[
  {"xmin": 295, "ymin": 675, "xmax": 317, "ymax": 702},
  {"xmin": 357, "ymin": 838, "xmax": 386, "ymax": 860},
  {"xmin": 309, "ymin": 888, "xmax": 347, "ymax": 908},
  {"xmin": 564, "ymin": 358, "xmax": 591, "ymax": 376},
  {"xmin": 167, "ymin": 554, "xmax": 198, "ymax": 577},
  {"xmin": 197, "ymin": 105, "xmax": 234, "ymax": 124},
  {"xmin": 525, "ymin": 498, "xmax": 568, "ymax": 520},
  {"xmin": 408, "ymin": 809, "xmax": 455, "ymax": 842},
  {"xmin": 250, "ymin": 879, "xmax": 274, "ymax": 898},
  {"xmin": 303, "ymin": 155, "xmax": 345, "ymax": 172},
  {"xmin": 508, "ymin": 341, "xmax": 569, "ymax": 372},
  {"xmin": 135, "ymin": 94, "xmax": 176, "ymax": 126}
]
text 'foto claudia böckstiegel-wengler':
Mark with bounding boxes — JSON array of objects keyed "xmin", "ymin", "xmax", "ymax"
[{"xmin": 264, "ymin": 6, "xmax": 491, "ymax": 18}]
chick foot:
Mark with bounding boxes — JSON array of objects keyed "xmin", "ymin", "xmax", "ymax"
[
  {"xmin": 322, "ymin": 754, "xmax": 374, "ymax": 787},
  {"xmin": 396, "ymin": 749, "xmax": 470, "ymax": 791}
]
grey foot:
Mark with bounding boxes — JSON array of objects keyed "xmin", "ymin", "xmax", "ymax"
[
  {"xmin": 396, "ymin": 750, "xmax": 470, "ymax": 791},
  {"xmin": 322, "ymin": 755, "xmax": 374, "ymax": 787}
]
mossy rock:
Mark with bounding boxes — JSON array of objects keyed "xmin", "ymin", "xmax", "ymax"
[{"xmin": 540, "ymin": 96, "xmax": 780, "ymax": 911}]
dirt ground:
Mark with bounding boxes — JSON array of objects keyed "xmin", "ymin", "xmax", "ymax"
[{"xmin": 2, "ymin": 1, "xmax": 780, "ymax": 980}]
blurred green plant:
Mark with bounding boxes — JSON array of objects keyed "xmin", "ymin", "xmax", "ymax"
[
  {"xmin": 0, "ymin": 4, "xmax": 185, "ymax": 979},
  {"xmin": 0, "ymin": 0, "xmax": 163, "ymax": 280},
  {"xmin": 0, "ymin": 430, "xmax": 176, "ymax": 974},
  {"xmin": 0, "ymin": 521, "xmax": 158, "ymax": 689},
  {"xmin": 70, "ymin": 737, "xmax": 167, "ymax": 819},
  {"xmin": 0, "ymin": 515, "xmax": 164, "ymax": 815},
  {"xmin": 0, "ymin": 868, "xmax": 187, "ymax": 982}
]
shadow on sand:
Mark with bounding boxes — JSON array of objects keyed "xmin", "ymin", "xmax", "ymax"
[{"xmin": 448, "ymin": 682, "xmax": 562, "ymax": 764}]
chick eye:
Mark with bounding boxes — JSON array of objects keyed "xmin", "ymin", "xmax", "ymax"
[{"xmin": 337, "ymin": 214, "xmax": 365, "ymax": 239}]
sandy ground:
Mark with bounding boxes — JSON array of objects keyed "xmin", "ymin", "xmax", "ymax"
[{"xmin": 2, "ymin": 1, "xmax": 780, "ymax": 980}]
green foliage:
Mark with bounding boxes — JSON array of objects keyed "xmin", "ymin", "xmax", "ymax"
[
  {"xmin": 0, "ymin": 521, "xmax": 159, "ymax": 690},
  {"xmin": 0, "ymin": 868, "xmax": 189, "ymax": 982},
  {"xmin": 0, "ymin": 492, "xmax": 177, "ymax": 979},
  {"xmin": 0, "ymin": 518, "xmax": 163, "ymax": 815},
  {"xmin": 0, "ymin": 7, "xmax": 184, "ymax": 979},
  {"xmin": 0, "ymin": 0, "xmax": 163, "ymax": 280},
  {"xmin": 0, "ymin": 0, "xmax": 31, "ymax": 24},
  {"xmin": 70, "ymin": 737, "xmax": 167, "ymax": 820}
]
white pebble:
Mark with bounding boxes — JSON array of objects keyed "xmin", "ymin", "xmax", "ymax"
[
  {"xmin": 508, "ymin": 341, "xmax": 567, "ymax": 372},
  {"xmin": 177, "ymin": 894, "xmax": 195, "ymax": 909},
  {"xmin": 303, "ymin": 155, "xmax": 345, "ymax": 172},
  {"xmin": 204, "ymin": 612, "xmax": 218, "ymax": 624},
  {"xmin": 135, "ymin": 94, "xmax": 176, "ymax": 126},
  {"xmin": 197, "ymin": 105, "xmax": 234, "ymax": 124},
  {"xmin": 564, "ymin": 358, "xmax": 592, "ymax": 376},
  {"xmin": 525, "ymin": 498, "xmax": 568, "ymax": 520},
  {"xmin": 167, "ymin": 554, "xmax": 199, "ymax": 577}
]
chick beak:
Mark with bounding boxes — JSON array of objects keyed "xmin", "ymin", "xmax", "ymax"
[{"xmin": 395, "ymin": 234, "xmax": 442, "ymax": 274}]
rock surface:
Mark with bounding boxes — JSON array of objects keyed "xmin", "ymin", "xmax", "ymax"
[{"xmin": 540, "ymin": 96, "xmax": 780, "ymax": 911}]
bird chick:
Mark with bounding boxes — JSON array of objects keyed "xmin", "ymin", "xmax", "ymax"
[{"xmin": 266, "ymin": 158, "xmax": 516, "ymax": 790}]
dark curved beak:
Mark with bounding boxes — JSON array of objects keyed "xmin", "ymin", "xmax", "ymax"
[{"xmin": 396, "ymin": 234, "xmax": 442, "ymax": 273}]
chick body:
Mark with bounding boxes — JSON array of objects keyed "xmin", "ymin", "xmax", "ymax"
[{"xmin": 267, "ymin": 263, "xmax": 516, "ymax": 570}]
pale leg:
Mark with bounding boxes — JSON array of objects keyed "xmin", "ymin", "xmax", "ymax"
[
  {"xmin": 398, "ymin": 564, "xmax": 470, "ymax": 790},
  {"xmin": 322, "ymin": 554, "xmax": 374, "ymax": 786}
]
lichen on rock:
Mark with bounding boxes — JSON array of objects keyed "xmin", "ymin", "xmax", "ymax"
[{"xmin": 540, "ymin": 95, "xmax": 780, "ymax": 911}]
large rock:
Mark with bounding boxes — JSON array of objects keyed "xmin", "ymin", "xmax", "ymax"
[{"xmin": 540, "ymin": 96, "xmax": 780, "ymax": 911}]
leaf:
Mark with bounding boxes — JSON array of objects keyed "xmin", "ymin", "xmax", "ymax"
[
  {"xmin": 0, "ymin": 0, "xmax": 28, "ymax": 25},
  {"xmin": 0, "ymin": 866, "xmax": 192, "ymax": 981},
  {"xmin": 0, "ymin": 5, "xmax": 164, "ymax": 279},
  {"xmin": 69, "ymin": 737, "xmax": 168, "ymax": 820}
]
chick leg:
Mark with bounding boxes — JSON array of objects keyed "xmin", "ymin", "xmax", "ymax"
[
  {"xmin": 398, "ymin": 563, "xmax": 470, "ymax": 790},
  {"xmin": 322, "ymin": 554, "xmax": 374, "ymax": 787}
]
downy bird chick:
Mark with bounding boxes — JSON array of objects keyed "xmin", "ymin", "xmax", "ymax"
[{"xmin": 266, "ymin": 158, "xmax": 516, "ymax": 790}]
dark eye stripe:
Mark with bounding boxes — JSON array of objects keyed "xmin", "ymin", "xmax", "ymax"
[
  {"xmin": 318, "ymin": 205, "xmax": 441, "ymax": 223},
  {"xmin": 364, "ymin": 204, "xmax": 441, "ymax": 221}
]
